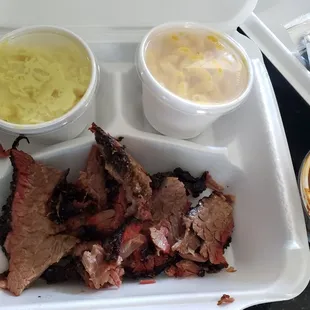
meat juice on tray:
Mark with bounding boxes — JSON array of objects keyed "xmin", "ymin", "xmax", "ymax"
[{"xmin": 0, "ymin": 123, "xmax": 235, "ymax": 296}]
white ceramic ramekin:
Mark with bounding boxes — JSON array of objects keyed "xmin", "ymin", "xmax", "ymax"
[
  {"xmin": 0, "ymin": 25, "xmax": 99, "ymax": 144},
  {"xmin": 137, "ymin": 22, "xmax": 254, "ymax": 140}
]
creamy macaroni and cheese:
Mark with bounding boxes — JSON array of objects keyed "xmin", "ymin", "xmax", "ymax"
[
  {"xmin": 145, "ymin": 31, "xmax": 248, "ymax": 104},
  {"xmin": 0, "ymin": 40, "xmax": 91, "ymax": 125}
]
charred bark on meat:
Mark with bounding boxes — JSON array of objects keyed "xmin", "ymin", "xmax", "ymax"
[
  {"xmin": 90, "ymin": 123, "xmax": 152, "ymax": 221},
  {"xmin": 11, "ymin": 135, "xmax": 30, "ymax": 150},
  {"xmin": 41, "ymin": 257, "xmax": 81, "ymax": 284},
  {"xmin": 0, "ymin": 136, "xmax": 31, "ymax": 257},
  {"xmin": 48, "ymin": 180, "xmax": 98, "ymax": 224},
  {"xmin": 90, "ymin": 123, "xmax": 130, "ymax": 177},
  {"xmin": 104, "ymin": 223, "xmax": 125, "ymax": 261},
  {"xmin": 124, "ymin": 254, "xmax": 177, "ymax": 279},
  {"xmin": 105, "ymin": 174, "xmax": 120, "ymax": 203},
  {"xmin": 150, "ymin": 172, "xmax": 174, "ymax": 190},
  {"xmin": 151, "ymin": 168, "xmax": 217, "ymax": 197}
]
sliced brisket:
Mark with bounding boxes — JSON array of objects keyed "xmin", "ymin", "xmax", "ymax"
[
  {"xmin": 165, "ymin": 260, "xmax": 205, "ymax": 277},
  {"xmin": 2, "ymin": 149, "xmax": 78, "ymax": 295},
  {"xmin": 0, "ymin": 138, "xmax": 31, "ymax": 254},
  {"xmin": 149, "ymin": 221, "xmax": 171, "ymax": 254},
  {"xmin": 172, "ymin": 230, "xmax": 205, "ymax": 262},
  {"xmin": 105, "ymin": 220, "xmax": 147, "ymax": 261},
  {"xmin": 75, "ymin": 243, "xmax": 124, "ymax": 289},
  {"xmin": 124, "ymin": 246, "xmax": 175, "ymax": 278},
  {"xmin": 90, "ymin": 123, "xmax": 152, "ymax": 221},
  {"xmin": 86, "ymin": 186, "xmax": 126, "ymax": 234},
  {"xmin": 73, "ymin": 220, "xmax": 146, "ymax": 288},
  {"xmin": 0, "ymin": 127, "xmax": 235, "ymax": 292},
  {"xmin": 151, "ymin": 169, "xmax": 223, "ymax": 197},
  {"xmin": 50, "ymin": 145, "xmax": 110, "ymax": 226},
  {"xmin": 174, "ymin": 192, "xmax": 234, "ymax": 266},
  {"xmin": 111, "ymin": 220, "xmax": 174, "ymax": 278},
  {"xmin": 66, "ymin": 186, "xmax": 126, "ymax": 237},
  {"xmin": 76, "ymin": 145, "xmax": 107, "ymax": 209},
  {"xmin": 73, "ymin": 241, "xmax": 101, "ymax": 257},
  {"xmin": 96, "ymin": 219, "xmax": 149, "ymax": 263},
  {"xmin": 202, "ymin": 261, "xmax": 228, "ymax": 274},
  {"xmin": 48, "ymin": 180, "xmax": 99, "ymax": 225},
  {"xmin": 150, "ymin": 177, "xmax": 189, "ymax": 252},
  {"xmin": 173, "ymin": 168, "xmax": 207, "ymax": 198}
]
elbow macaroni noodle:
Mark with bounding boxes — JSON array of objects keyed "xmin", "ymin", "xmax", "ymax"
[{"xmin": 145, "ymin": 31, "xmax": 248, "ymax": 105}]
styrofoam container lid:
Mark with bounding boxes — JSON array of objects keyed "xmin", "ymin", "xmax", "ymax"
[
  {"xmin": 241, "ymin": 0, "xmax": 310, "ymax": 107},
  {"xmin": 0, "ymin": 0, "xmax": 258, "ymax": 34}
]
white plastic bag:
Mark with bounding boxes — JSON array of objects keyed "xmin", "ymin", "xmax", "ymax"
[{"xmin": 286, "ymin": 13, "xmax": 310, "ymax": 70}]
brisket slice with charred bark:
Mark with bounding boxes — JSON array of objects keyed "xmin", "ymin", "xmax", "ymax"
[
  {"xmin": 0, "ymin": 136, "xmax": 30, "ymax": 253},
  {"xmin": 151, "ymin": 169, "xmax": 223, "ymax": 197},
  {"xmin": 119, "ymin": 222, "xmax": 147, "ymax": 260},
  {"xmin": 104, "ymin": 220, "xmax": 147, "ymax": 261},
  {"xmin": 66, "ymin": 185, "xmax": 127, "ymax": 238},
  {"xmin": 149, "ymin": 221, "xmax": 172, "ymax": 254},
  {"xmin": 49, "ymin": 145, "xmax": 107, "ymax": 225},
  {"xmin": 165, "ymin": 260, "xmax": 205, "ymax": 278},
  {"xmin": 103, "ymin": 219, "xmax": 175, "ymax": 279},
  {"xmin": 85, "ymin": 186, "xmax": 126, "ymax": 235},
  {"xmin": 73, "ymin": 242, "xmax": 124, "ymax": 289},
  {"xmin": 0, "ymin": 127, "xmax": 235, "ymax": 291},
  {"xmin": 172, "ymin": 231, "xmax": 204, "ymax": 262},
  {"xmin": 76, "ymin": 145, "xmax": 107, "ymax": 209},
  {"xmin": 124, "ymin": 177, "xmax": 190, "ymax": 277},
  {"xmin": 150, "ymin": 177, "xmax": 189, "ymax": 253},
  {"xmin": 173, "ymin": 192, "xmax": 234, "ymax": 266},
  {"xmin": 173, "ymin": 168, "xmax": 224, "ymax": 197},
  {"xmin": 165, "ymin": 260, "xmax": 227, "ymax": 278},
  {"xmin": 89, "ymin": 123, "xmax": 152, "ymax": 221},
  {"xmin": 0, "ymin": 147, "xmax": 78, "ymax": 296},
  {"xmin": 48, "ymin": 181, "xmax": 98, "ymax": 225},
  {"xmin": 72, "ymin": 220, "xmax": 147, "ymax": 288},
  {"xmin": 124, "ymin": 245, "xmax": 176, "ymax": 279}
]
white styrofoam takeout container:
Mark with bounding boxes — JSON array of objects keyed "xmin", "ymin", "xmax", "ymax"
[
  {"xmin": 242, "ymin": 0, "xmax": 310, "ymax": 107},
  {"xmin": 0, "ymin": 25, "xmax": 99, "ymax": 144},
  {"xmin": 137, "ymin": 22, "xmax": 254, "ymax": 139},
  {"xmin": 0, "ymin": 0, "xmax": 309, "ymax": 309}
]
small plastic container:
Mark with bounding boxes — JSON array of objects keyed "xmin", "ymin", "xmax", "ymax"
[
  {"xmin": 0, "ymin": 25, "xmax": 99, "ymax": 144},
  {"xmin": 137, "ymin": 22, "xmax": 254, "ymax": 139}
]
